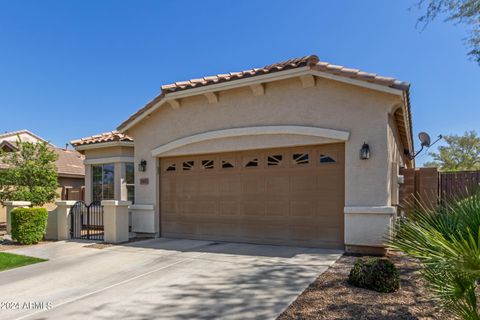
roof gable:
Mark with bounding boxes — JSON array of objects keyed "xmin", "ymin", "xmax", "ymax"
[
  {"xmin": 117, "ymin": 55, "xmax": 410, "ymax": 133},
  {"xmin": 0, "ymin": 129, "xmax": 53, "ymax": 146}
]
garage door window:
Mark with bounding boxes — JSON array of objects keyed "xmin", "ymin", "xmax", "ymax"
[
  {"xmin": 293, "ymin": 153, "xmax": 309, "ymax": 165},
  {"xmin": 221, "ymin": 159, "xmax": 234, "ymax": 169},
  {"xmin": 183, "ymin": 161, "xmax": 194, "ymax": 171},
  {"xmin": 165, "ymin": 163, "xmax": 176, "ymax": 172},
  {"xmin": 267, "ymin": 154, "xmax": 283, "ymax": 166},
  {"xmin": 201, "ymin": 160, "xmax": 214, "ymax": 170},
  {"xmin": 244, "ymin": 158, "xmax": 258, "ymax": 168},
  {"xmin": 320, "ymin": 154, "xmax": 336, "ymax": 163}
]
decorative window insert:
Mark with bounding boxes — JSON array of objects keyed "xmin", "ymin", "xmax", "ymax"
[
  {"xmin": 293, "ymin": 153, "xmax": 309, "ymax": 165},
  {"xmin": 319, "ymin": 154, "xmax": 336, "ymax": 163},
  {"xmin": 165, "ymin": 163, "xmax": 176, "ymax": 172},
  {"xmin": 267, "ymin": 154, "xmax": 283, "ymax": 166},
  {"xmin": 183, "ymin": 161, "xmax": 195, "ymax": 171},
  {"xmin": 125, "ymin": 162, "xmax": 135, "ymax": 204},
  {"xmin": 92, "ymin": 163, "xmax": 115, "ymax": 202},
  {"xmin": 244, "ymin": 158, "xmax": 259, "ymax": 168},
  {"xmin": 221, "ymin": 160, "xmax": 234, "ymax": 169},
  {"xmin": 202, "ymin": 160, "xmax": 214, "ymax": 170}
]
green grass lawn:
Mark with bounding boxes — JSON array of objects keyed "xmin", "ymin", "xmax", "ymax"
[{"xmin": 0, "ymin": 252, "xmax": 47, "ymax": 271}]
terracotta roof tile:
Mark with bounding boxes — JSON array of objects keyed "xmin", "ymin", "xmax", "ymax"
[
  {"xmin": 71, "ymin": 131, "xmax": 133, "ymax": 147},
  {"xmin": 117, "ymin": 54, "xmax": 411, "ymax": 132},
  {"xmin": 157, "ymin": 54, "xmax": 409, "ymax": 93},
  {"xmin": 159, "ymin": 55, "xmax": 321, "ymax": 94}
]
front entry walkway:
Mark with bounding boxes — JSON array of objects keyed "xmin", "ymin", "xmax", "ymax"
[{"xmin": 0, "ymin": 238, "xmax": 342, "ymax": 320}]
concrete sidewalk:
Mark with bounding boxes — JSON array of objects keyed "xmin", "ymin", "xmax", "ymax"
[{"xmin": 0, "ymin": 238, "xmax": 342, "ymax": 320}]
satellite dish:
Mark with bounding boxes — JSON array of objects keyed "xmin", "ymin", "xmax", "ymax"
[
  {"xmin": 405, "ymin": 132, "xmax": 443, "ymax": 160},
  {"xmin": 418, "ymin": 132, "xmax": 431, "ymax": 148}
]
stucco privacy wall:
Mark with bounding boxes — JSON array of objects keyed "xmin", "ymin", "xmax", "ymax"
[{"xmin": 125, "ymin": 76, "xmax": 404, "ymax": 238}]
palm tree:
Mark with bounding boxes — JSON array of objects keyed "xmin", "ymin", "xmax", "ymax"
[{"xmin": 389, "ymin": 191, "xmax": 480, "ymax": 320}]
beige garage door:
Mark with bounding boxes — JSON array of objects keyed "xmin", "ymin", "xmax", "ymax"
[{"xmin": 160, "ymin": 143, "xmax": 345, "ymax": 249}]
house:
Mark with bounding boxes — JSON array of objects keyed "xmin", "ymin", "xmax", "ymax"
[
  {"xmin": 0, "ymin": 130, "xmax": 85, "ymax": 223},
  {"xmin": 71, "ymin": 55, "xmax": 413, "ymax": 253}
]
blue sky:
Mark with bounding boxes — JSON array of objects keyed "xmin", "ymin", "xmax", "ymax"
[{"xmin": 1, "ymin": 1, "xmax": 478, "ymax": 165}]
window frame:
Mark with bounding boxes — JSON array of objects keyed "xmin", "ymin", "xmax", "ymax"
[
  {"xmin": 125, "ymin": 162, "xmax": 135, "ymax": 204},
  {"xmin": 91, "ymin": 163, "xmax": 115, "ymax": 202}
]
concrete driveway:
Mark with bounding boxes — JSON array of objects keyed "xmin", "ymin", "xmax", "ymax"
[{"xmin": 0, "ymin": 238, "xmax": 342, "ymax": 320}]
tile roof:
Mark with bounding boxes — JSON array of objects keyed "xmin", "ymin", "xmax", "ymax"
[
  {"xmin": 70, "ymin": 131, "xmax": 133, "ymax": 147},
  {"xmin": 54, "ymin": 148, "xmax": 85, "ymax": 177},
  {"xmin": 117, "ymin": 54, "xmax": 411, "ymax": 131},
  {"xmin": 0, "ymin": 143, "xmax": 85, "ymax": 177},
  {"xmin": 161, "ymin": 55, "xmax": 410, "ymax": 93}
]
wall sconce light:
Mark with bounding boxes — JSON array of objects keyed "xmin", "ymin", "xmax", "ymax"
[
  {"xmin": 360, "ymin": 142, "xmax": 370, "ymax": 160},
  {"xmin": 138, "ymin": 160, "xmax": 147, "ymax": 172}
]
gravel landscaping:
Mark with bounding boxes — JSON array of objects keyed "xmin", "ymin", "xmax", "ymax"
[
  {"xmin": 0, "ymin": 238, "xmax": 52, "ymax": 252},
  {"xmin": 277, "ymin": 253, "xmax": 448, "ymax": 320}
]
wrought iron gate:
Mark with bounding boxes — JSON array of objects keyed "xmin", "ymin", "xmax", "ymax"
[{"xmin": 70, "ymin": 201, "xmax": 104, "ymax": 241}]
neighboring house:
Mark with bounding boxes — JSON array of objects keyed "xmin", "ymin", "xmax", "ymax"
[
  {"xmin": 72, "ymin": 55, "xmax": 413, "ymax": 253},
  {"xmin": 53, "ymin": 146, "xmax": 86, "ymax": 201},
  {"xmin": 0, "ymin": 130, "xmax": 85, "ymax": 222}
]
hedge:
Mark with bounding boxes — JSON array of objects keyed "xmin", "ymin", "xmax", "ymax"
[{"xmin": 10, "ymin": 207, "xmax": 48, "ymax": 245}]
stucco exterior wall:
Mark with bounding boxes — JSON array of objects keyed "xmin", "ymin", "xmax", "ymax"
[
  {"xmin": 83, "ymin": 146, "xmax": 134, "ymax": 160},
  {"xmin": 124, "ymin": 77, "xmax": 404, "ymax": 239},
  {"xmin": 344, "ymin": 108, "xmax": 405, "ymax": 248}
]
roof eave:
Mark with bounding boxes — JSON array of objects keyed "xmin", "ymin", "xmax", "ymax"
[
  {"xmin": 58, "ymin": 172, "xmax": 85, "ymax": 178},
  {"xmin": 73, "ymin": 140, "xmax": 135, "ymax": 151},
  {"xmin": 403, "ymin": 89, "xmax": 415, "ymax": 168}
]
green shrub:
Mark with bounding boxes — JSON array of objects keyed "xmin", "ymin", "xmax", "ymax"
[
  {"xmin": 389, "ymin": 191, "xmax": 480, "ymax": 319},
  {"xmin": 348, "ymin": 257, "xmax": 400, "ymax": 293},
  {"xmin": 11, "ymin": 208, "xmax": 48, "ymax": 245}
]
